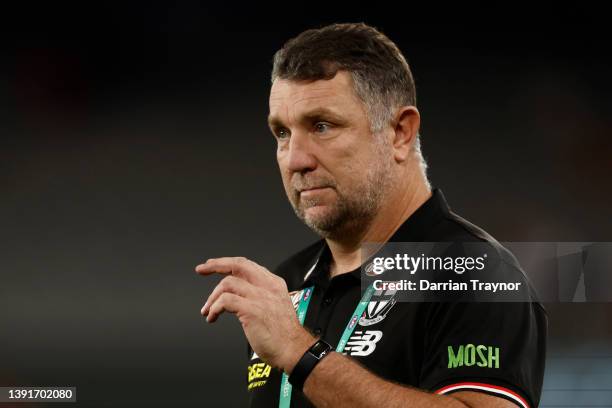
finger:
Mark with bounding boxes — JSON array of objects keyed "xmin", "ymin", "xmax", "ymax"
[
  {"xmin": 202, "ymin": 275, "xmax": 259, "ymax": 316},
  {"xmin": 195, "ymin": 257, "xmax": 267, "ymax": 285},
  {"xmin": 206, "ymin": 292, "xmax": 248, "ymax": 323}
]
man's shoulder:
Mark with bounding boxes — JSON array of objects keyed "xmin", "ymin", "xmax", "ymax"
[
  {"xmin": 426, "ymin": 207, "xmax": 496, "ymax": 242},
  {"xmin": 416, "ymin": 208, "xmax": 547, "ymax": 303},
  {"xmin": 426, "ymin": 209, "xmax": 521, "ymax": 269},
  {"xmin": 273, "ymin": 240, "xmax": 325, "ymax": 290}
]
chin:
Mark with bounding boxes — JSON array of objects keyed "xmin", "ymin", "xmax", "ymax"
[
  {"xmin": 303, "ymin": 206, "xmax": 330, "ymax": 222},
  {"xmin": 302, "ymin": 206, "xmax": 342, "ymax": 234}
]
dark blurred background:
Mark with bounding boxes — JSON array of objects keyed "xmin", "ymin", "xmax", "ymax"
[{"xmin": 1, "ymin": 3, "xmax": 611, "ymax": 407}]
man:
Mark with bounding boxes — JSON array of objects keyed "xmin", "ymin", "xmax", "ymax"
[{"xmin": 196, "ymin": 23, "xmax": 546, "ymax": 407}]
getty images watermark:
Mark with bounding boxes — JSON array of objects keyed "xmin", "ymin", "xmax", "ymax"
[{"xmin": 360, "ymin": 242, "xmax": 612, "ymax": 303}]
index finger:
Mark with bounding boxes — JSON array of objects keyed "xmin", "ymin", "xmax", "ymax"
[{"xmin": 195, "ymin": 257, "xmax": 263, "ymax": 284}]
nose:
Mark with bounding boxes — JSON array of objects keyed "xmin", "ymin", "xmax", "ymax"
[{"xmin": 284, "ymin": 131, "xmax": 318, "ymax": 174}]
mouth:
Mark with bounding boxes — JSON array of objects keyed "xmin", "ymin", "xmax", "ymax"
[
  {"xmin": 298, "ymin": 187, "xmax": 334, "ymax": 204},
  {"xmin": 298, "ymin": 186, "xmax": 332, "ymax": 194}
]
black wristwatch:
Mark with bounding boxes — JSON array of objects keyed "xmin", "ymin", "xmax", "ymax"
[{"xmin": 288, "ymin": 339, "xmax": 333, "ymax": 391}]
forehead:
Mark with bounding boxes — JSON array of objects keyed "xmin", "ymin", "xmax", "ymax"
[{"xmin": 268, "ymin": 71, "xmax": 364, "ymax": 120}]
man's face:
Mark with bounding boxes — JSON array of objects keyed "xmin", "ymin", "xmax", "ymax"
[{"xmin": 268, "ymin": 71, "xmax": 393, "ymax": 238}]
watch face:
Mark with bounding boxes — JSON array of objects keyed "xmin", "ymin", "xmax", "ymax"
[{"xmin": 310, "ymin": 341, "xmax": 330, "ymax": 358}]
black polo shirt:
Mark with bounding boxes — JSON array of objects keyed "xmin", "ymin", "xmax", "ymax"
[{"xmin": 247, "ymin": 189, "xmax": 547, "ymax": 408}]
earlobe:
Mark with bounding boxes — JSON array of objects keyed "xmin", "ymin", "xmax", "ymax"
[{"xmin": 392, "ymin": 106, "xmax": 420, "ymax": 162}]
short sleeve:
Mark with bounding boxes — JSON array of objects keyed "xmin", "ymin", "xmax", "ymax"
[{"xmin": 419, "ymin": 301, "xmax": 547, "ymax": 408}]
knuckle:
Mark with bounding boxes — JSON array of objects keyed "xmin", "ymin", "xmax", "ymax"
[
  {"xmin": 217, "ymin": 279, "xmax": 227, "ymax": 291},
  {"xmin": 273, "ymin": 275, "xmax": 286, "ymax": 288},
  {"xmin": 218, "ymin": 292, "xmax": 234, "ymax": 305},
  {"xmin": 220, "ymin": 276, "xmax": 233, "ymax": 290}
]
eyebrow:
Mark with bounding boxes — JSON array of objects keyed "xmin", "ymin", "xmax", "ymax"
[{"xmin": 267, "ymin": 107, "xmax": 345, "ymax": 130}]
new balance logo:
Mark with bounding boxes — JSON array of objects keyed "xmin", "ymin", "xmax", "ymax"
[{"xmin": 344, "ymin": 330, "xmax": 383, "ymax": 356}]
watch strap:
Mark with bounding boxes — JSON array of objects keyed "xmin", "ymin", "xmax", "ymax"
[{"xmin": 288, "ymin": 339, "xmax": 333, "ymax": 391}]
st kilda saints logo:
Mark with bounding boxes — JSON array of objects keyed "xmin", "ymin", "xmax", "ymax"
[{"xmin": 359, "ymin": 286, "xmax": 398, "ymax": 326}]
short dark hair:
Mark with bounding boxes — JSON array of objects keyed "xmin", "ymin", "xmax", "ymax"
[{"xmin": 271, "ymin": 22, "xmax": 416, "ymax": 133}]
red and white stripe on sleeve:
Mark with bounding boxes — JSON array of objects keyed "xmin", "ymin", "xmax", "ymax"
[{"xmin": 435, "ymin": 382, "xmax": 530, "ymax": 408}]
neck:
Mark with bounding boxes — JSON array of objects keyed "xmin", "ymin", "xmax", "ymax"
[{"xmin": 326, "ymin": 177, "xmax": 431, "ymax": 278}]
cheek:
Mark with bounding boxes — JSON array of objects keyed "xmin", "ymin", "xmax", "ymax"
[
  {"xmin": 342, "ymin": 162, "xmax": 368, "ymax": 190},
  {"xmin": 276, "ymin": 149, "xmax": 285, "ymax": 172},
  {"xmin": 276, "ymin": 155, "xmax": 293, "ymax": 189},
  {"xmin": 326, "ymin": 145, "xmax": 366, "ymax": 184}
]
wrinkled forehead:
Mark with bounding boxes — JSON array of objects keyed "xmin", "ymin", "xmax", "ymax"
[{"xmin": 268, "ymin": 72, "xmax": 364, "ymax": 122}]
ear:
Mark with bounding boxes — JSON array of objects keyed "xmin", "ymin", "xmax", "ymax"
[{"xmin": 391, "ymin": 106, "xmax": 420, "ymax": 162}]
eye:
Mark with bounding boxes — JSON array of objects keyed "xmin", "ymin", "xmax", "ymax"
[
  {"xmin": 314, "ymin": 122, "xmax": 331, "ymax": 134},
  {"xmin": 276, "ymin": 128, "xmax": 290, "ymax": 139}
]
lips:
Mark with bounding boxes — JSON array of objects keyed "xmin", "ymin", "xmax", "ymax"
[{"xmin": 298, "ymin": 186, "xmax": 331, "ymax": 194}]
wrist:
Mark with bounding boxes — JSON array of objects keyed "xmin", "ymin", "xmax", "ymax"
[
  {"xmin": 288, "ymin": 338, "xmax": 334, "ymax": 391},
  {"xmin": 282, "ymin": 329, "xmax": 317, "ymax": 374}
]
